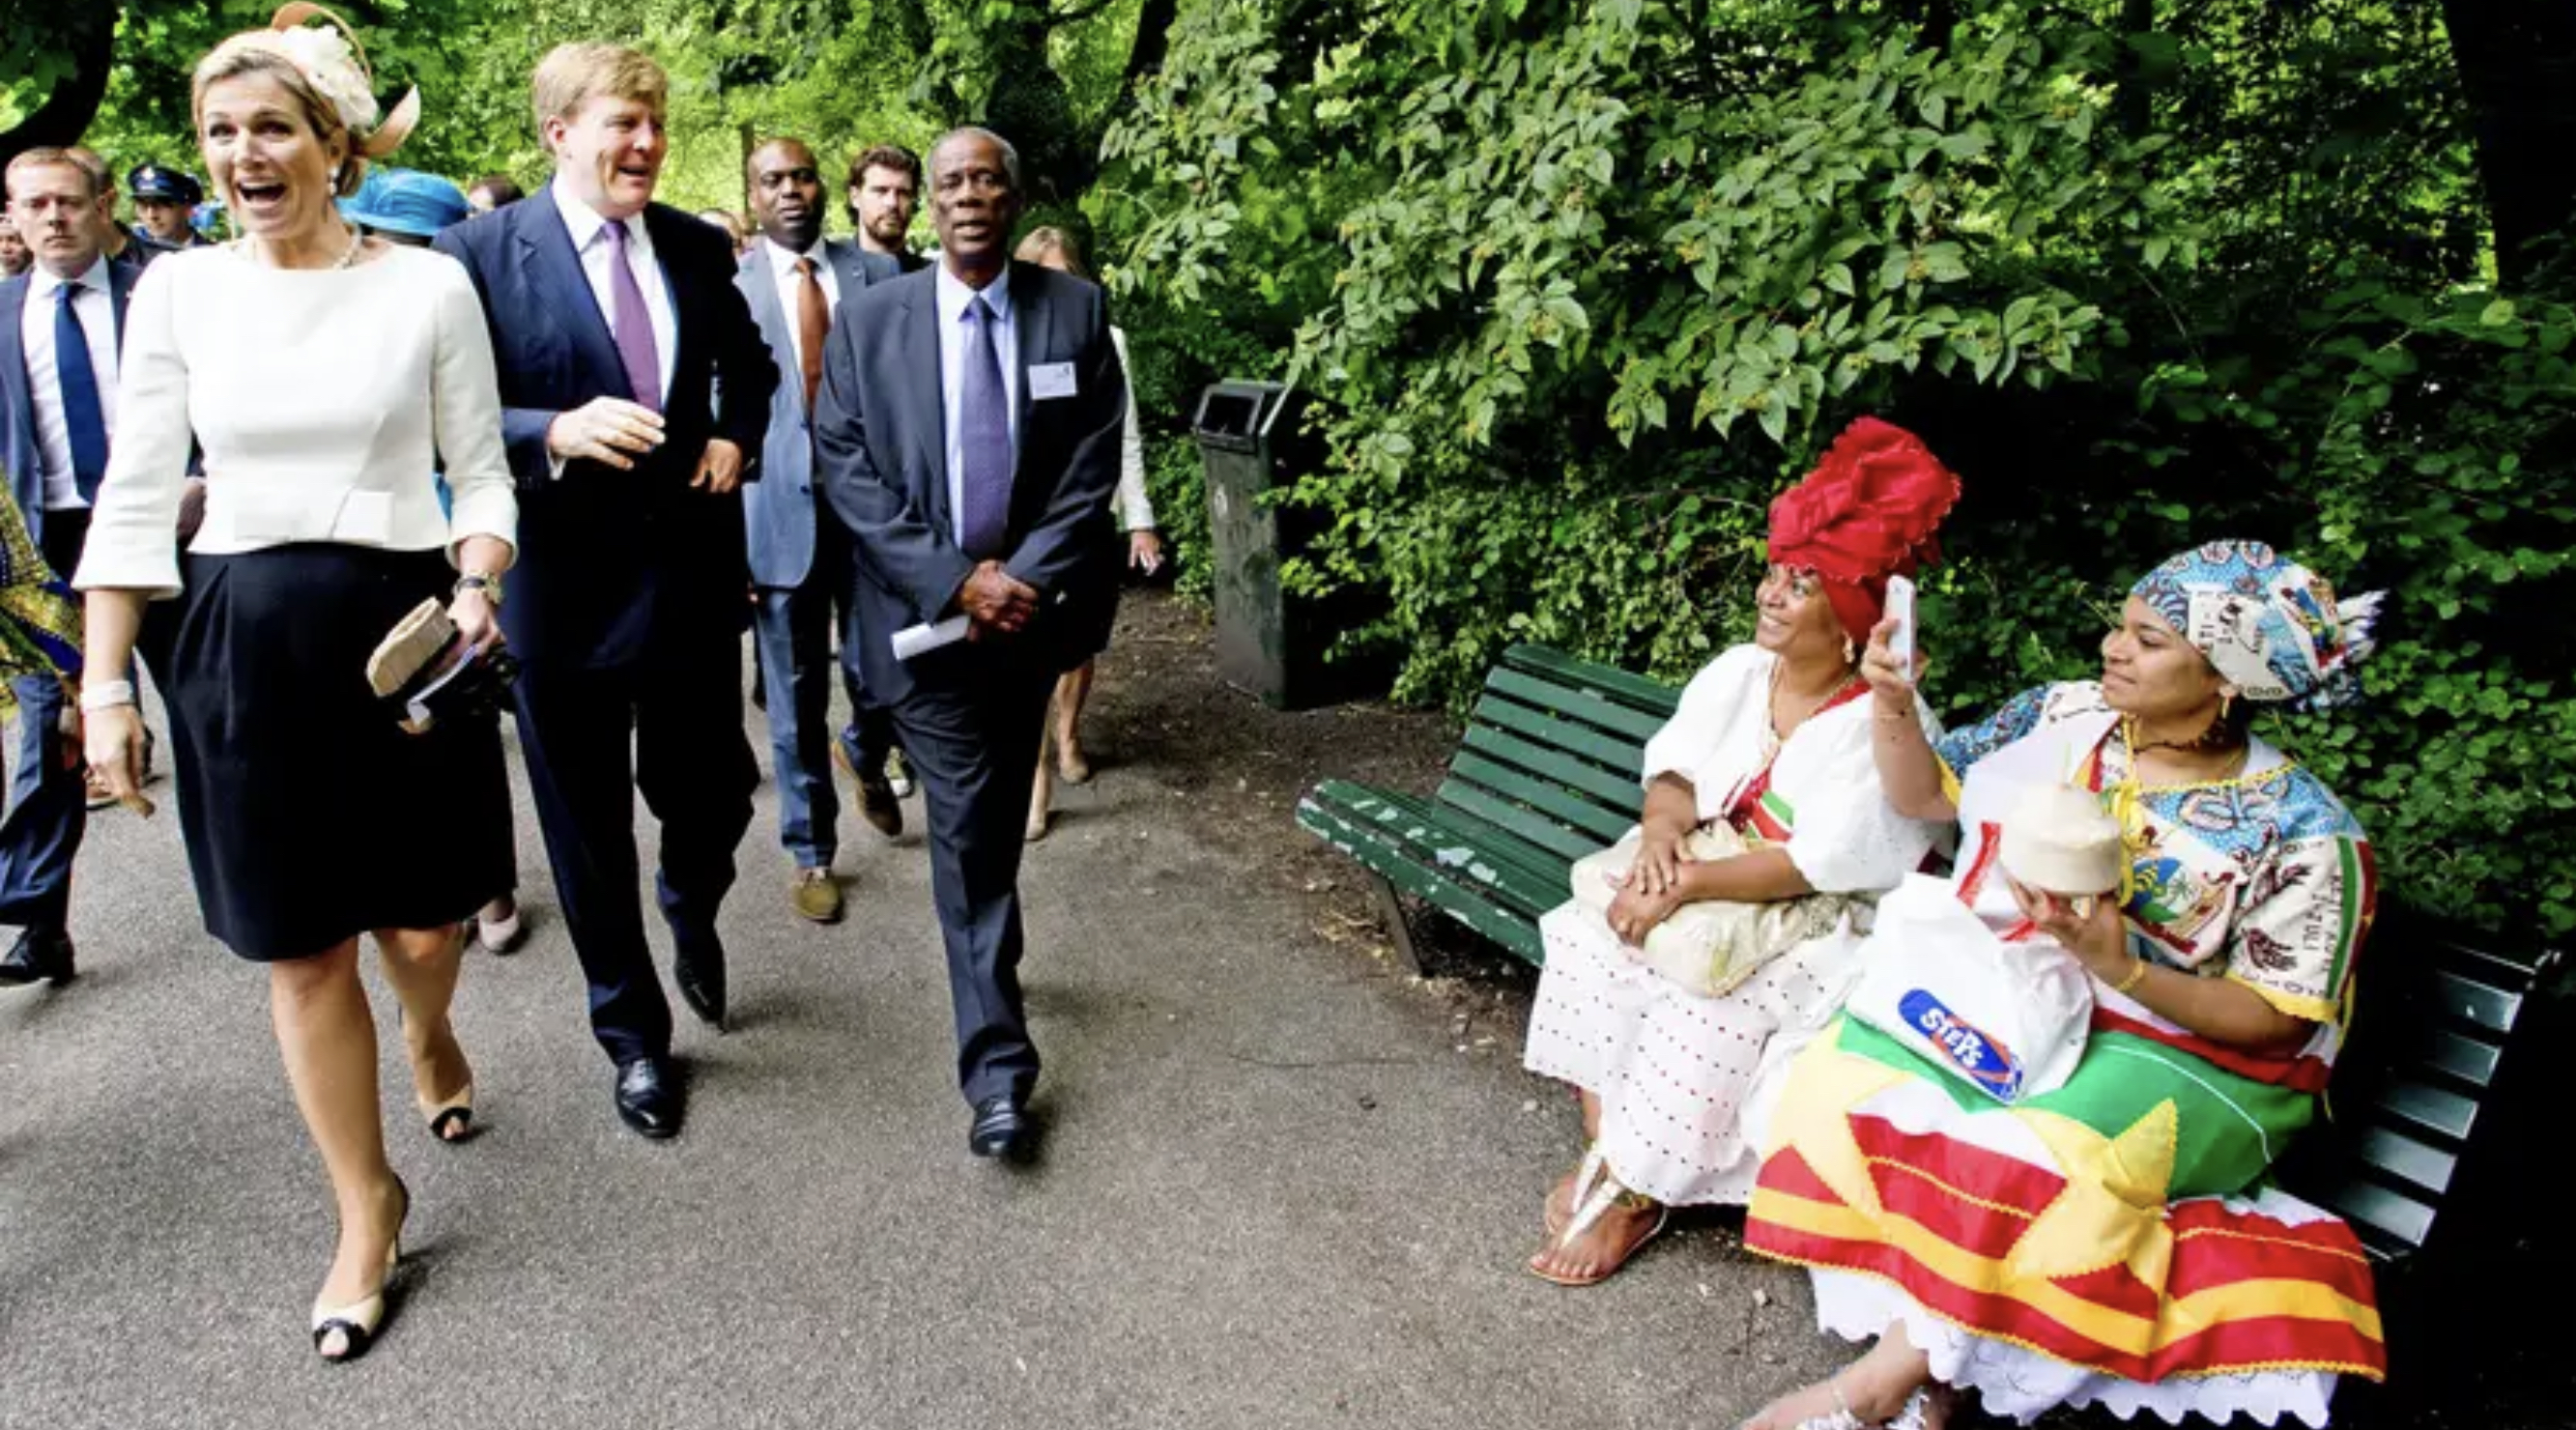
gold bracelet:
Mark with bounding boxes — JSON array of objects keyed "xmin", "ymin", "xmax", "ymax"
[{"xmin": 2111, "ymin": 958, "xmax": 2150, "ymax": 995}]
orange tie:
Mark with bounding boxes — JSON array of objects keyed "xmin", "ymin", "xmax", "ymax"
[{"xmin": 792, "ymin": 256, "xmax": 827, "ymax": 412}]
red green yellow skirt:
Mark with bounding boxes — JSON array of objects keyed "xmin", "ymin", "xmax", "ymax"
[{"xmin": 1744, "ymin": 1015, "xmax": 2385, "ymax": 1425}]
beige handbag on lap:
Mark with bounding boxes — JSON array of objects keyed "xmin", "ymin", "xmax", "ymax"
[{"xmin": 1569, "ymin": 821, "xmax": 1858, "ymax": 998}]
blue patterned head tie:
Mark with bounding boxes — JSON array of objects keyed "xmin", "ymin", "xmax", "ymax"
[{"xmin": 2130, "ymin": 540, "xmax": 2383, "ymax": 712}]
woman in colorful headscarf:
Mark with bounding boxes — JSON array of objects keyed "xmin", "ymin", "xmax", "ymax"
[
  {"xmin": 1738, "ymin": 540, "xmax": 2387, "ymax": 1430},
  {"xmin": 1519, "ymin": 417, "xmax": 1959, "ymax": 1286}
]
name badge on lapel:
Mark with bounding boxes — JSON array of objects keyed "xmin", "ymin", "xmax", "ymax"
[{"xmin": 1028, "ymin": 361, "xmax": 1078, "ymax": 401}]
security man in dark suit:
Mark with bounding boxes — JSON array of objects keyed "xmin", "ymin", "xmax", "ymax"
[
  {"xmin": 815, "ymin": 128, "xmax": 1126, "ymax": 1161},
  {"xmin": 433, "ymin": 43, "xmax": 775, "ymax": 1139},
  {"xmin": 0, "ymin": 148, "xmax": 147, "ymax": 987}
]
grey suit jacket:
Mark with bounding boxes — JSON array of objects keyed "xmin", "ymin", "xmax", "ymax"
[
  {"xmin": 0, "ymin": 258, "xmax": 142, "ymax": 549},
  {"xmin": 736, "ymin": 239, "xmax": 899, "ymax": 589},
  {"xmin": 814, "ymin": 260, "xmax": 1127, "ymax": 706}
]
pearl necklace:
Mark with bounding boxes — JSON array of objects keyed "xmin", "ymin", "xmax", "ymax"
[{"xmin": 234, "ymin": 221, "xmax": 364, "ymax": 270}]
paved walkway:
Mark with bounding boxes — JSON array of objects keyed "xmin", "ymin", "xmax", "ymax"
[{"xmin": 0, "ymin": 595, "xmax": 1843, "ymax": 1430}]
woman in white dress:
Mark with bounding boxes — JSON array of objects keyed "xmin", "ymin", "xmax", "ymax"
[
  {"xmin": 1521, "ymin": 418, "xmax": 1959, "ymax": 1285},
  {"xmin": 1012, "ymin": 226, "xmax": 1163, "ymax": 841},
  {"xmin": 76, "ymin": 9, "xmax": 516, "ymax": 1362}
]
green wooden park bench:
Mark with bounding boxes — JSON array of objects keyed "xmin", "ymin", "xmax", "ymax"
[
  {"xmin": 1295, "ymin": 644, "xmax": 1679, "ymax": 971},
  {"xmin": 1297, "ymin": 642, "xmax": 2564, "ymax": 1277}
]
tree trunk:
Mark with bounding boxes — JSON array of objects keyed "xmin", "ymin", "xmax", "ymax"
[
  {"xmin": 2442, "ymin": 0, "xmax": 2576, "ymax": 294},
  {"xmin": 0, "ymin": 7, "xmax": 121, "ymax": 171},
  {"xmin": 1113, "ymin": 0, "xmax": 1180, "ymax": 114},
  {"xmin": 2115, "ymin": 0, "xmax": 2157, "ymax": 137}
]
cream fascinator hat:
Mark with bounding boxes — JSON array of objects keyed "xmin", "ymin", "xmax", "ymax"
[{"xmin": 205, "ymin": 4, "xmax": 420, "ymax": 161}]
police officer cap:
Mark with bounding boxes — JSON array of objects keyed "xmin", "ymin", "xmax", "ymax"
[{"xmin": 128, "ymin": 164, "xmax": 204, "ymax": 206}]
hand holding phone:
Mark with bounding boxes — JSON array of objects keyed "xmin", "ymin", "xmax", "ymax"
[{"xmin": 1884, "ymin": 575, "xmax": 1918, "ymax": 672}]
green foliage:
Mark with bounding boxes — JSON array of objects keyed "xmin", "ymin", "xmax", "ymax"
[
  {"xmin": 1099, "ymin": 0, "xmax": 2576, "ymax": 937},
  {"xmin": 19, "ymin": 0, "xmax": 1155, "ymax": 239}
]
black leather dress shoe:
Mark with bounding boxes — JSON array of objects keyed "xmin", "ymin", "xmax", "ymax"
[
  {"xmin": 968, "ymin": 1095, "xmax": 1037, "ymax": 1161},
  {"xmin": 0, "ymin": 929, "xmax": 75, "ymax": 987},
  {"xmin": 672, "ymin": 935, "xmax": 727, "ymax": 1031},
  {"xmin": 615, "ymin": 1056, "xmax": 684, "ymax": 1139}
]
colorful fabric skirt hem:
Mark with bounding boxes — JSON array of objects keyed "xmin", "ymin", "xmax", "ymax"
[
  {"xmin": 1805, "ymin": 1268, "xmax": 2344, "ymax": 1427},
  {"xmin": 1743, "ymin": 1017, "xmax": 2385, "ymax": 1417}
]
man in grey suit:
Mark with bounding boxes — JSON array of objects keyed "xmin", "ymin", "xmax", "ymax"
[
  {"xmin": 736, "ymin": 138, "xmax": 902, "ymax": 925},
  {"xmin": 815, "ymin": 128, "xmax": 1126, "ymax": 1160}
]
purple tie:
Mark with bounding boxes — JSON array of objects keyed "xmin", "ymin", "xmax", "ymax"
[
  {"xmin": 956, "ymin": 295, "xmax": 1012, "ymax": 559},
  {"xmin": 602, "ymin": 219, "xmax": 662, "ymax": 413}
]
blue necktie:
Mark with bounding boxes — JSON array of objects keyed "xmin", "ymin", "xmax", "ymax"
[
  {"xmin": 956, "ymin": 295, "xmax": 1012, "ymax": 559},
  {"xmin": 53, "ymin": 283, "xmax": 109, "ymax": 502}
]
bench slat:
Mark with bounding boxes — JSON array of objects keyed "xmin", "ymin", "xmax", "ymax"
[
  {"xmin": 1483, "ymin": 668, "xmax": 1670, "ymax": 746},
  {"xmin": 1434, "ymin": 779, "xmax": 1605, "ymax": 865},
  {"xmin": 2408, "ymin": 1027, "xmax": 2502, "ymax": 1090},
  {"xmin": 1503, "ymin": 643, "xmax": 1682, "ymax": 717},
  {"xmin": 1459, "ymin": 725, "xmax": 1646, "ymax": 812},
  {"xmin": 1347, "ymin": 785, "xmax": 1572, "ymax": 910},
  {"xmin": 1471, "ymin": 693, "xmax": 1652, "ymax": 776},
  {"xmin": 2309, "ymin": 1177, "xmax": 2436, "ymax": 1255},
  {"xmin": 1304, "ymin": 783, "xmax": 1565, "ymax": 917},
  {"xmin": 1444, "ymin": 752, "xmax": 1634, "ymax": 848},
  {"xmin": 2353, "ymin": 1127, "xmax": 2457, "ymax": 1196},
  {"xmin": 1296, "ymin": 793, "xmax": 1546, "ymax": 962},
  {"xmin": 2377, "ymin": 1078, "xmax": 2478, "ymax": 1143},
  {"xmin": 2426, "ymin": 969, "xmax": 2522, "ymax": 1035}
]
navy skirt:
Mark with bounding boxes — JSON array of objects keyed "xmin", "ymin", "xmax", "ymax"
[{"xmin": 161, "ymin": 544, "xmax": 512, "ymax": 960}]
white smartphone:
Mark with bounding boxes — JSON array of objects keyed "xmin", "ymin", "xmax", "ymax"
[{"xmin": 1884, "ymin": 575, "xmax": 1918, "ymax": 672}]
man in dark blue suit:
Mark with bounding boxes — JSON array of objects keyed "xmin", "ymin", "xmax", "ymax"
[
  {"xmin": 434, "ymin": 43, "xmax": 776, "ymax": 1139},
  {"xmin": 815, "ymin": 129, "xmax": 1126, "ymax": 1160},
  {"xmin": 0, "ymin": 148, "xmax": 153, "ymax": 988},
  {"xmin": 736, "ymin": 137, "xmax": 901, "ymax": 926}
]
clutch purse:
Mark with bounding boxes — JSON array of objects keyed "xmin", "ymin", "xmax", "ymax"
[
  {"xmin": 1569, "ymin": 821, "xmax": 1859, "ymax": 998},
  {"xmin": 365, "ymin": 598, "xmax": 519, "ymax": 734}
]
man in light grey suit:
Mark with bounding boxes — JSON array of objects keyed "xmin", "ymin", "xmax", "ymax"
[
  {"xmin": 815, "ymin": 129, "xmax": 1126, "ymax": 1160},
  {"xmin": 737, "ymin": 138, "xmax": 902, "ymax": 925}
]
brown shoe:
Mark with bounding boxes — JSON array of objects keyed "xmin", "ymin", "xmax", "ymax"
[
  {"xmin": 789, "ymin": 867, "xmax": 843, "ymax": 923},
  {"xmin": 833, "ymin": 737, "xmax": 904, "ymax": 839}
]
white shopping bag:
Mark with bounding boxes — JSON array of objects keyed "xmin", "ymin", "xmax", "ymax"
[{"xmin": 1846, "ymin": 873, "xmax": 2093, "ymax": 1104}]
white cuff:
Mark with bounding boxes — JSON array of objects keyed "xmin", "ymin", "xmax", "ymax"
[{"xmin": 80, "ymin": 679, "xmax": 138, "ymax": 711}]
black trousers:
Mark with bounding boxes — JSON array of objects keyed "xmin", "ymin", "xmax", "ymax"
[
  {"xmin": 884, "ymin": 659, "xmax": 1058, "ymax": 1106},
  {"xmin": 512, "ymin": 628, "xmax": 758, "ymax": 1066}
]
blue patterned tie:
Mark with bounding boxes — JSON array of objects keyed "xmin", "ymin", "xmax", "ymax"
[
  {"xmin": 956, "ymin": 294, "xmax": 1012, "ymax": 559},
  {"xmin": 53, "ymin": 283, "xmax": 109, "ymax": 502}
]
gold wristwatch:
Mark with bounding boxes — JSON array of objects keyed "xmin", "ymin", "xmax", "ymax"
[{"xmin": 455, "ymin": 571, "xmax": 504, "ymax": 609}]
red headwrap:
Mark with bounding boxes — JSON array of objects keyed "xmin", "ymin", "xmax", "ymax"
[{"xmin": 1766, "ymin": 417, "xmax": 1961, "ymax": 643}]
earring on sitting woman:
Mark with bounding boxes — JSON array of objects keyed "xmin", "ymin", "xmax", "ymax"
[{"xmin": 1842, "ymin": 636, "xmax": 1858, "ymax": 667}]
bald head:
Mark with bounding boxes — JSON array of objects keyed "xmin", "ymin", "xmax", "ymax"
[{"xmin": 747, "ymin": 136, "xmax": 824, "ymax": 251}]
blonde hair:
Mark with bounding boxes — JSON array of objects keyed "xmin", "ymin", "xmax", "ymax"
[
  {"xmin": 192, "ymin": 48, "xmax": 366, "ymax": 198},
  {"xmin": 192, "ymin": 6, "xmax": 416, "ymax": 201},
  {"xmin": 532, "ymin": 43, "xmax": 668, "ymax": 142},
  {"xmin": 1014, "ymin": 225, "xmax": 1090, "ymax": 280}
]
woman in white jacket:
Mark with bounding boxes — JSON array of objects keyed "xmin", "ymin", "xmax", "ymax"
[{"xmin": 1014, "ymin": 227, "xmax": 1161, "ymax": 840}]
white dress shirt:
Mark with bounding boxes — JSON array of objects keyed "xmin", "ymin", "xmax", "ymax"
[
  {"xmin": 934, "ymin": 263, "xmax": 1018, "ymax": 547},
  {"xmin": 73, "ymin": 244, "xmax": 517, "ymax": 597},
  {"xmin": 18, "ymin": 255, "xmax": 121, "ymax": 511},
  {"xmin": 550, "ymin": 175, "xmax": 677, "ymax": 405},
  {"xmin": 765, "ymin": 237, "xmax": 841, "ymax": 385}
]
